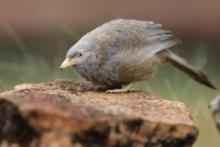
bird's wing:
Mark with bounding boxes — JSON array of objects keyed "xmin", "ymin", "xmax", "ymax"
[
  {"xmin": 94, "ymin": 19, "xmax": 181, "ymax": 56},
  {"xmin": 143, "ymin": 23, "xmax": 181, "ymax": 56}
]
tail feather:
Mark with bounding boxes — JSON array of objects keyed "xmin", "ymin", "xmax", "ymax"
[{"xmin": 161, "ymin": 50, "xmax": 216, "ymax": 89}]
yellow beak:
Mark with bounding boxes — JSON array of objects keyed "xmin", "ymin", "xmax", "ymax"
[{"xmin": 60, "ymin": 58, "xmax": 76, "ymax": 70}]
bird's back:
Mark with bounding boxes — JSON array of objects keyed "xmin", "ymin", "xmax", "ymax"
[{"xmin": 87, "ymin": 19, "xmax": 181, "ymax": 56}]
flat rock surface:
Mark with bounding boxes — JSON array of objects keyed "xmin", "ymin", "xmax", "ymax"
[{"xmin": 0, "ymin": 80, "xmax": 198, "ymax": 147}]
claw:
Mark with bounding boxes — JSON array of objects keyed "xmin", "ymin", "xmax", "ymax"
[{"xmin": 105, "ymin": 84, "xmax": 138, "ymax": 93}]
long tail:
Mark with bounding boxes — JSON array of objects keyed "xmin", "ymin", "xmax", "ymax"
[{"xmin": 161, "ymin": 50, "xmax": 216, "ymax": 89}]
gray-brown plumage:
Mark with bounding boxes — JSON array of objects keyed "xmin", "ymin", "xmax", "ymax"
[
  {"xmin": 209, "ymin": 95, "xmax": 220, "ymax": 133},
  {"xmin": 60, "ymin": 19, "xmax": 216, "ymax": 91}
]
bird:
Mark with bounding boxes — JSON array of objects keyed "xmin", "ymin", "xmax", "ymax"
[
  {"xmin": 209, "ymin": 95, "xmax": 220, "ymax": 133},
  {"xmin": 60, "ymin": 19, "xmax": 216, "ymax": 93}
]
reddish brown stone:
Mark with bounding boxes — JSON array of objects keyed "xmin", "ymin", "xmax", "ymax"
[{"xmin": 0, "ymin": 80, "xmax": 198, "ymax": 147}]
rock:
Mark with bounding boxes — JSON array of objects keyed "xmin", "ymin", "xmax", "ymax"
[{"xmin": 0, "ymin": 80, "xmax": 198, "ymax": 147}]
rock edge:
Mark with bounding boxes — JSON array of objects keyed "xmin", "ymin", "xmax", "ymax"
[{"xmin": 0, "ymin": 80, "xmax": 198, "ymax": 147}]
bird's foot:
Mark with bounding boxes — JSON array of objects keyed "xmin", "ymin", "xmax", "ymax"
[
  {"xmin": 105, "ymin": 84, "xmax": 138, "ymax": 94},
  {"xmin": 105, "ymin": 88, "xmax": 137, "ymax": 93}
]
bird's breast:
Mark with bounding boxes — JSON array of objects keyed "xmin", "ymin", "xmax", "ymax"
[
  {"xmin": 74, "ymin": 51, "xmax": 161, "ymax": 87},
  {"xmin": 74, "ymin": 61, "xmax": 120, "ymax": 86}
]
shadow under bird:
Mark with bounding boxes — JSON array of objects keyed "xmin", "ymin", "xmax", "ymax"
[{"xmin": 60, "ymin": 19, "xmax": 216, "ymax": 93}]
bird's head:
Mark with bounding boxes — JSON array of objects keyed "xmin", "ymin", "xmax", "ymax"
[{"xmin": 60, "ymin": 37, "xmax": 98, "ymax": 70}]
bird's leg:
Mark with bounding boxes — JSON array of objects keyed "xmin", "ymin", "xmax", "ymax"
[{"xmin": 105, "ymin": 83, "xmax": 138, "ymax": 93}]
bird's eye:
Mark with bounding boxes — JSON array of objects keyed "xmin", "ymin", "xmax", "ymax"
[{"xmin": 77, "ymin": 53, "xmax": 83, "ymax": 57}]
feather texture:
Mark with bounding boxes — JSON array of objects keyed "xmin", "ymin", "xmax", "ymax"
[
  {"xmin": 88, "ymin": 19, "xmax": 181, "ymax": 56},
  {"xmin": 63, "ymin": 19, "xmax": 215, "ymax": 90}
]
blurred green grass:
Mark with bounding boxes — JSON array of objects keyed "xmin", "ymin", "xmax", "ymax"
[{"xmin": 0, "ymin": 25, "xmax": 219, "ymax": 147}]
